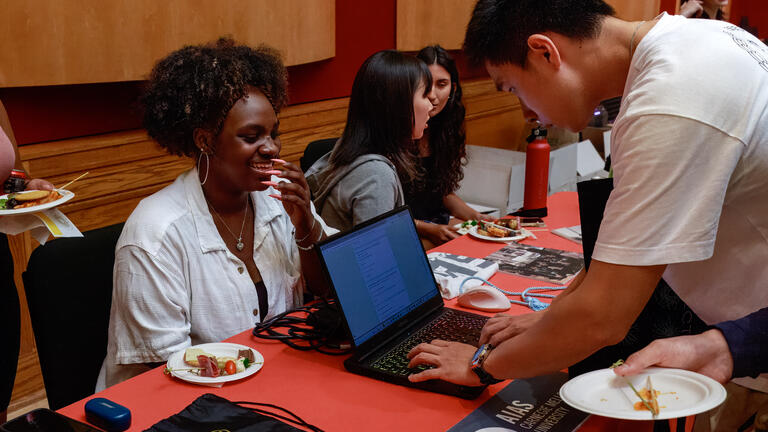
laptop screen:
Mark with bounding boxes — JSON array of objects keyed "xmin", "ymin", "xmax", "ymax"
[{"xmin": 317, "ymin": 208, "xmax": 438, "ymax": 346}]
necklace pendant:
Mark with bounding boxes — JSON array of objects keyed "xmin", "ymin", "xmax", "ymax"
[{"xmin": 236, "ymin": 241, "xmax": 245, "ymax": 251}]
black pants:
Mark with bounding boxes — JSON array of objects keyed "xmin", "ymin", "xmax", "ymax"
[{"xmin": 1, "ymin": 233, "xmax": 20, "ymax": 411}]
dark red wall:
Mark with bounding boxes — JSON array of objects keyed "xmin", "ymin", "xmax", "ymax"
[
  {"xmin": 730, "ymin": 0, "xmax": 768, "ymax": 40},
  {"xmin": 659, "ymin": 0, "xmax": 678, "ymax": 14},
  {"xmin": 287, "ymin": 0, "xmax": 395, "ymax": 105},
  {"xmin": 660, "ymin": 0, "xmax": 767, "ymax": 39},
  {"xmin": 0, "ymin": 82, "xmax": 145, "ymax": 146}
]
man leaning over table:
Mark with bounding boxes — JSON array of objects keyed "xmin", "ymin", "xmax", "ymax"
[{"xmin": 407, "ymin": 0, "xmax": 768, "ymax": 427}]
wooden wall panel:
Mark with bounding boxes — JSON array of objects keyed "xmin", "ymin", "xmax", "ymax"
[
  {"xmin": 0, "ymin": 0, "xmax": 335, "ymax": 87},
  {"xmin": 464, "ymin": 80, "xmax": 527, "ymax": 151},
  {"xmin": 396, "ymin": 0, "xmax": 476, "ymax": 51},
  {"xmin": 14, "ymin": 77, "xmax": 523, "ymax": 233}
]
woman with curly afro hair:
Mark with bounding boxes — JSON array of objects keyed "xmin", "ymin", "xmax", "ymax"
[
  {"xmin": 408, "ymin": 45, "xmax": 489, "ymax": 248},
  {"xmin": 97, "ymin": 38, "xmax": 336, "ymax": 390}
]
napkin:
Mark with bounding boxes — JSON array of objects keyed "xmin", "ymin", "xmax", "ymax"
[{"xmin": 0, "ymin": 209, "xmax": 83, "ymax": 244}]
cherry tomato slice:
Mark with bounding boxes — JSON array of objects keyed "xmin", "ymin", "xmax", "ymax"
[{"xmin": 225, "ymin": 360, "xmax": 237, "ymax": 375}]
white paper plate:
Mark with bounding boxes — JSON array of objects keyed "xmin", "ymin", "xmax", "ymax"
[
  {"xmin": 166, "ymin": 342, "xmax": 264, "ymax": 385},
  {"xmin": 0, "ymin": 189, "xmax": 75, "ymax": 215},
  {"xmin": 467, "ymin": 225, "xmax": 526, "ymax": 243},
  {"xmin": 559, "ymin": 367, "xmax": 726, "ymax": 420}
]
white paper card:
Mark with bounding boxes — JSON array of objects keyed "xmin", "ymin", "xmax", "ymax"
[
  {"xmin": 549, "ymin": 142, "xmax": 577, "ymax": 193},
  {"xmin": 576, "ymin": 140, "xmax": 606, "ymax": 177},
  {"xmin": 458, "ymin": 145, "xmax": 526, "ymax": 211},
  {"xmin": 507, "ymin": 163, "xmax": 525, "ymax": 213}
]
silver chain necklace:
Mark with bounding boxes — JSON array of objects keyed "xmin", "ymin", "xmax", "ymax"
[
  {"xmin": 207, "ymin": 194, "xmax": 250, "ymax": 251},
  {"xmin": 629, "ymin": 20, "xmax": 646, "ymax": 58}
]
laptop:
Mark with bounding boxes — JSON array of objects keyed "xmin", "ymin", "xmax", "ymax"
[{"xmin": 316, "ymin": 206, "xmax": 490, "ymax": 399}]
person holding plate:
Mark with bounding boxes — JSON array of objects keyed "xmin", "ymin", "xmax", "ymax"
[
  {"xmin": 1, "ymin": 100, "xmax": 54, "ymax": 423},
  {"xmin": 615, "ymin": 308, "xmax": 768, "ymax": 426},
  {"xmin": 97, "ymin": 38, "xmax": 336, "ymax": 390}
]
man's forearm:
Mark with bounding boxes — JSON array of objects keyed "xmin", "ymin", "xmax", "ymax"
[
  {"xmin": 484, "ymin": 286, "xmax": 618, "ymax": 378},
  {"xmin": 549, "ymin": 268, "xmax": 586, "ymax": 306},
  {"xmin": 483, "ymin": 261, "xmax": 664, "ymax": 379}
]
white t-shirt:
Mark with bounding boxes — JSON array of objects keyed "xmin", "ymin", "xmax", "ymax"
[
  {"xmin": 594, "ymin": 15, "xmax": 768, "ymax": 326},
  {"xmin": 97, "ymin": 169, "xmax": 336, "ymax": 389}
]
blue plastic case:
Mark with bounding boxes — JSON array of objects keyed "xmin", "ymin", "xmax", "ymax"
[{"xmin": 84, "ymin": 398, "xmax": 131, "ymax": 432}]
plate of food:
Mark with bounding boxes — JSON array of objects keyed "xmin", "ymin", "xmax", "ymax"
[
  {"xmin": 0, "ymin": 189, "xmax": 74, "ymax": 215},
  {"xmin": 559, "ymin": 367, "xmax": 726, "ymax": 420},
  {"xmin": 164, "ymin": 342, "xmax": 264, "ymax": 385},
  {"xmin": 461, "ymin": 219, "xmax": 528, "ymax": 243}
]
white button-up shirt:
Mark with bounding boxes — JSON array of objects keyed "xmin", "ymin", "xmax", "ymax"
[{"xmin": 97, "ymin": 169, "xmax": 335, "ymax": 389}]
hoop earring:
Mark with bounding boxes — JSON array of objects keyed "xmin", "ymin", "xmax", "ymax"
[{"xmin": 197, "ymin": 150, "xmax": 210, "ymax": 185}]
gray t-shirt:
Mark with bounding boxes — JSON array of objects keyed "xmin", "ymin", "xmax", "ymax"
[{"xmin": 305, "ymin": 153, "xmax": 404, "ymax": 232}]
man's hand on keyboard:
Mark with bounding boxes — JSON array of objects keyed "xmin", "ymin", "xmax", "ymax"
[
  {"xmin": 479, "ymin": 311, "xmax": 545, "ymax": 347},
  {"xmin": 406, "ymin": 340, "xmax": 480, "ymax": 386}
]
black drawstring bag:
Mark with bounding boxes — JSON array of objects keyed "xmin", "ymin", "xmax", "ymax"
[{"xmin": 145, "ymin": 393, "xmax": 324, "ymax": 432}]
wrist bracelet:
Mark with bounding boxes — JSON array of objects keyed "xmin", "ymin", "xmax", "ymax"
[
  {"xmin": 296, "ymin": 219, "xmax": 323, "ymax": 251},
  {"xmin": 296, "ymin": 241, "xmax": 315, "ymax": 251},
  {"xmin": 295, "ymin": 217, "xmax": 317, "ymax": 243}
]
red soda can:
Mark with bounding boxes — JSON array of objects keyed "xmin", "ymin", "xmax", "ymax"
[{"xmin": 4, "ymin": 169, "xmax": 28, "ymax": 193}]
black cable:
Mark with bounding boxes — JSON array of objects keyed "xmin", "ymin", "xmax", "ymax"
[
  {"xmin": 234, "ymin": 400, "xmax": 324, "ymax": 432},
  {"xmin": 252, "ymin": 299, "xmax": 352, "ymax": 355}
]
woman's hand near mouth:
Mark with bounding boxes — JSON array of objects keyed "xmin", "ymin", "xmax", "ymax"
[{"xmin": 263, "ymin": 158, "xmax": 315, "ymax": 239}]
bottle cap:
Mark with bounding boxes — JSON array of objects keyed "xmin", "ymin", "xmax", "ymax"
[{"xmin": 526, "ymin": 127, "xmax": 548, "ymax": 143}]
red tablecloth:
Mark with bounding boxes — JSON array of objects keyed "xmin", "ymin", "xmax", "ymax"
[{"xmin": 59, "ymin": 192, "xmax": 664, "ymax": 431}]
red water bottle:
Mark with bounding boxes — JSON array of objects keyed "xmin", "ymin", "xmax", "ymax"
[{"xmin": 515, "ymin": 127, "xmax": 549, "ymax": 217}]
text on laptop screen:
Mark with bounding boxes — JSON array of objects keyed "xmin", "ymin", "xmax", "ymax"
[{"xmin": 318, "ymin": 209, "xmax": 437, "ymax": 345}]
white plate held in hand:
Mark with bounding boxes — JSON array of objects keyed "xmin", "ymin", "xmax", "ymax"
[
  {"xmin": 559, "ymin": 367, "xmax": 726, "ymax": 420},
  {"xmin": 0, "ymin": 189, "xmax": 75, "ymax": 215},
  {"xmin": 166, "ymin": 342, "xmax": 264, "ymax": 386}
]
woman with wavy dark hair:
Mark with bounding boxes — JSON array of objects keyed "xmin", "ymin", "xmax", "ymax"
[
  {"xmin": 306, "ymin": 50, "xmax": 435, "ymax": 231},
  {"xmin": 410, "ymin": 45, "xmax": 488, "ymax": 248},
  {"xmin": 97, "ymin": 38, "xmax": 336, "ymax": 389}
]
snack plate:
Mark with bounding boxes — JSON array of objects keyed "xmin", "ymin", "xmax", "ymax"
[
  {"xmin": 166, "ymin": 342, "xmax": 264, "ymax": 385},
  {"xmin": 559, "ymin": 367, "xmax": 726, "ymax": 420},
  {"xmin": 0, "ymin": 189, "xmax": 74, "ymax": 215},
  {"xmin": 467, "ymin": 225, "xmax": 527, "ymax": 243}
]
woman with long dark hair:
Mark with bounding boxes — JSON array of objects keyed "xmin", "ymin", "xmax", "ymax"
[
  {"xmin": 306, "ymin": 50, "xmax": 435, "ymax": 231},
  {"xmin": 410, "ymin": 45, "xmax": 487, "ymax": 248}
]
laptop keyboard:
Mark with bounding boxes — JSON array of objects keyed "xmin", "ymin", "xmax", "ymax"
[{"xmin": 371, "ymin": 309, "xmax": 488, "ymax": 376}]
